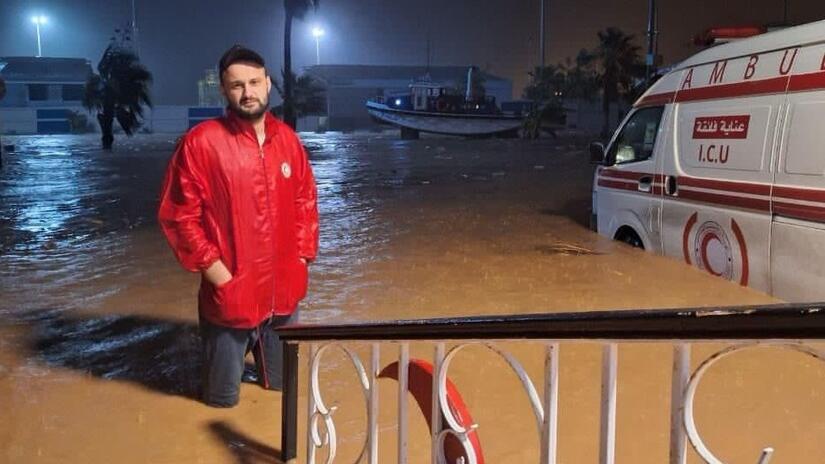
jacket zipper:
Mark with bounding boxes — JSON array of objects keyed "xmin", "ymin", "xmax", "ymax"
[{"xmin": 259, "ymin": 144, "xmax": 277, "ymax": 318}]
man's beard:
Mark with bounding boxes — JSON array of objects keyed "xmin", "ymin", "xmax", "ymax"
[{"xmin": 228, "ymin": 96, "xmax": 270, "ymax": 120}]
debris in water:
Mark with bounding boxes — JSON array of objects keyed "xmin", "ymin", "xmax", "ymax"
[{"xmin": 535, "ymin": 242, "xmax": 602, "ymax": 256}]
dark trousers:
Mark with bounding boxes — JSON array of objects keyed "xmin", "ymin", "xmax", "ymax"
[{"xmin": 199, "ymin": 313, "xmax": 295, "ymax": 407}]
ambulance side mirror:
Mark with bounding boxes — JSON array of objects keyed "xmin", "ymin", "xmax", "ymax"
[{"xmin": 589, "ymin": 142, "xmax": 606, "ymax": 165}]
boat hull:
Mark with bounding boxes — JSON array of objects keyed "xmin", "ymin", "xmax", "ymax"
[{"xmin": 366, "ymin": 101, "xmax": 523, "ymax": 136}]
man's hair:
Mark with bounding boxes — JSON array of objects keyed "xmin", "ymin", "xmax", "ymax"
[{"xmin": 218, "ymin": 45, "xmax": 266, "ymax": 81}]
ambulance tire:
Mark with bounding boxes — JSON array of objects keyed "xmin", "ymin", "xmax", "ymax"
[{"xmin": 615, "ymin": 227, "xmax": 644, "ymax": 250}]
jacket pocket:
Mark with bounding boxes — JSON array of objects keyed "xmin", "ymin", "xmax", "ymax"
[{"xmin": 213, "ymin": 272, "xmax": 245, "ymax": 319}]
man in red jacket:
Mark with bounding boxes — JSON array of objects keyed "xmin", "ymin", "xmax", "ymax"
[{"xmin": 158, "ymin": 45, "xmax": 319, "ymax": 407}]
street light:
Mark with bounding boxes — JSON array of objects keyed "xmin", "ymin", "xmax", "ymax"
[
  {"xmin": 311, "ymin": 26, "xmax": 325, "ymax": 65},
  {"xmin": 31, "ymin": 15, "xmax": 48, "ymax": 57}
]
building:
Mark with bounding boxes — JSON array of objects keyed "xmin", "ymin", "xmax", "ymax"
[
  {"xmin": 0, "ymin": 57, "xmax": 93, "ymax": 134},
  {"xmin": 0, "ymin": 55, "xmax": 225, "ymax": 135},
  {"xmin": 303, "ymin": 65, "xmax": 514, "ymax": 131},
  {"xmin": 197, "ymin": 69, "xmax": 222, "ymax": 107}
]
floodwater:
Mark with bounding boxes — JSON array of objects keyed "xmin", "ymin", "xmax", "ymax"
[{"xmin": 0, "ymin": 132, "xmax": 823, "ymax": 463}]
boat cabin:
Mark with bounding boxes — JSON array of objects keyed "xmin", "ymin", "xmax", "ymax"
[{"xmin": 410, "ymin": 82, "xmax": 455, "ymax": 111}]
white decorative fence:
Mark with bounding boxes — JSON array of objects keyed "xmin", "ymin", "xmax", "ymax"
[{"xmin": 277, "ymin": 304, "xmax": 825, "ymax": 464}]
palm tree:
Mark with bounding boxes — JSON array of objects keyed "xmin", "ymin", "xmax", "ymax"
[
  {"xmin": 560, "ymin": 49, "xmax": 599, "ymax": 100},
  {"xmin": 272, "ymin": 71, "xmax": 327, "ymax": 118},
  {"xmin": 83, "ymin": 44, "xmax": 152, "ymax": 150},
  {"xmin": 522, "ymin": 64, "xmax": 567, "ymax": 138},
  {"xmin": 282, "ymin": 0, "xmax": 319, "ymax": 130},
  {"xmin": 593, "ymin": 28, "xmax": 643, "ymax": 137}
]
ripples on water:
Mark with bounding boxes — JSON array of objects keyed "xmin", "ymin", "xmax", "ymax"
[
  {"xmin": 0, "ymin": 131, "xmax": 574, "ymax": 325},
  {"xmin": 0, "ymin": 135, "xmax": 177, "ymax": 318},
  {"xmin": 2, "ymin": 132, "xmax": 547, "ymax": 321},
  {"xmin": 2, "ymin": 132, "xmax": 816, "ymax": 464}
]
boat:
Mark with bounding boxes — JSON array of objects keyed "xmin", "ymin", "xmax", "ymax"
[{"xmin": 366, "ymin": 67, "xmax": 528, "ymax": 138}]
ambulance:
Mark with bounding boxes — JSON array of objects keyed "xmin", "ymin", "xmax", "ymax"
[{"xmin": 591, "ymin": 20, "xmax": 825, "ymax": 302}]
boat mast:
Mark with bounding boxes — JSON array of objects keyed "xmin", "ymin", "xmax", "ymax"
[{"xmin": 426, "ymin": 28, "xmax": 431, "ymax": 75}]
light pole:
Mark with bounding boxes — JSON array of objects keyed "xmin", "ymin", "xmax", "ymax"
[
  {"xmin": 131, "ymin": 0, "xmax": 140, "ymax": 57},
  {"xmin": 645, "ymin": 0, "xmax": 657, "ymax": 84},
  {"xmin": 311, "ymin": 26, "xmax": 324, "ymax": 65},
  {"xmin": 31, "ymin": 15, "xmax": 48, "ymax": 57},
  {"xmin": 539, "ymin": 0, "xmax": 546, "ymax": 69}
]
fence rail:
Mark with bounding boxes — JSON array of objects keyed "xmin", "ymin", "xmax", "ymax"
[{"xmin": 277, "ymin": 303, "xmax": 825, "ymax": 463}]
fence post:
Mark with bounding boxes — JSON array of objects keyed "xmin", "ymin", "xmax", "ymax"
[
  {"xmin": 669, "ymin": 343, "xmax": 690, "ymax": 464},
  {"xmin": 540, "ymin": 342, "xmax": 560, "ymax": 464},
  {"xmin": 599, "ymin": 343, "xmax": 618, "ymax": 464},
  {"xmin": 398, "ymin": 343, "xmax": 410, "ymax": 464},
  {"xmin": 282, "ymin": 342, "xmax": 299, "ymax": 464},
  {"xmin": 368, "ymin": 343, "xmax": 380, "ymax": 463},
  {"xmin": 431, "ymin": 343, "xmax": 446, "ymax": 463}
]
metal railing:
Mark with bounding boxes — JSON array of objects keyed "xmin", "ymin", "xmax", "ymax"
[{"xmin": 278, "ymin": 303, "xmax": 825, "ymax": 463}]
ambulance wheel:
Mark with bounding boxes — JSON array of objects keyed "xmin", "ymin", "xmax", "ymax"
[{"xmin": 615, "ymin": 227, "xmax": 644, "ymax": 250}]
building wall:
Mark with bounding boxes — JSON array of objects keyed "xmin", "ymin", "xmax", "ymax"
[
  {"xmin": 0, "ymin": 108, "xmax": 38, "ymax": 134},
  {"xmin": 326, "ymin": 86, "xmax": 384, "ymax": 130},
  {"xmin": 564, "ymin": 98, "xmax": 630, "ymax": 136},
  {"xmin": 484, "ymin": 82, "xmax": 514, "ymax": 107},
  {"xmin": 1, "ymin": 84, "xmax": 29, "ymax": 107},
  {"xmin": 146, "ymin": 106, "xmax": 189, "ymax": 134},
  {"xmin": 0, "ymin": 105, "xmax": 227, "ymax": 135},
  {"xmin": 0, "ymin": 82, "xmax": 86, "ymax": 108}
]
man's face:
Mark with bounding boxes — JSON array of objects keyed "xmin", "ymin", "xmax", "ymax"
[{"xmin": 221, "ymin": 62, "xmax": 271, "ymax": 121}]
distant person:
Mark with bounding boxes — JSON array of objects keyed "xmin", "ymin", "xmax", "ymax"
[{"xmin": 158, "ymin": 45, "xmax": 319, "ymax": 407}]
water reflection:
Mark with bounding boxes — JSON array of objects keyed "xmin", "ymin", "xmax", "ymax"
[
  {"xmin": 0, "ymin": 132, "xmax": 792, "ymax": 464},
  {"xmin": 0, "ymin": 132, "xmax": 451, "ymax": 323}
]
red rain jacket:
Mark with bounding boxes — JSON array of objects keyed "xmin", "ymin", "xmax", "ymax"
[{"xmin": 158, "ymin": 112, "xmax": 318, "ymax": 328}]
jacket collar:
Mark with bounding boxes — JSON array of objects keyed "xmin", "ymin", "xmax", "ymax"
[{"xmin": 224, "ymin": 108, "xmax": 280, "ymax": 144}]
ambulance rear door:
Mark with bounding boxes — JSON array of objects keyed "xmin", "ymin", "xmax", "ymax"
[{"xmin": 770, "ymin": 43, "xmax": 825, "ymax": 301}]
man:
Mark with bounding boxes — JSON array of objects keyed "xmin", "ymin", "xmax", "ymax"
[{"xmin": 158, "ymin": 45, "xmax": 318, "ymax": 407}]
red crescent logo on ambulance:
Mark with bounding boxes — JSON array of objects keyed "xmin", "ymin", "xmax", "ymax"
[
  {"xmin": 682, "ymin": 214, "xmax": 749, "ymax": 286},
  {"xmin": 730, "ymin": 219, "xmax": 749, "ymax": 286},
  {"xmin": 682, "ymin": 213, "xmax": 699, "ymax": 265}
]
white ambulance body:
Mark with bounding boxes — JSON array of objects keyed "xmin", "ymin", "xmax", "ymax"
[{"xmin": 592, "ymin": 20, "xmax": 825, "ymax": 302}]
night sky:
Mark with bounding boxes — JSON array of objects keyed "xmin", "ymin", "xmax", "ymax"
[{"xmin": 2, "ymin": 0, "xmax": 824, "ymax": 105}]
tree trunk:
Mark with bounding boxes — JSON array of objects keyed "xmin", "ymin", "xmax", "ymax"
[
  {"xmin": 282, "ymin": 11, "xmax": 296, "ymax": 130},
  {"xmin": 98, "ymin": 110, "xmax": 115, "ymax": 150}
]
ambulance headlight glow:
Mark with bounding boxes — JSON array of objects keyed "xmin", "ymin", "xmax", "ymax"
[{"xmin": 395, "ymin": 98, "xmax": 402, "ymax": 106}]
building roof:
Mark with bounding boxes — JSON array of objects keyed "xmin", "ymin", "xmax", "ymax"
[
  {"xmin": 304, "ymin": 64, "xmax": 509, "ymax": 86},
  {"xmin": 0, "ymin": 57, "xmax": 93, "ymax": 84}
]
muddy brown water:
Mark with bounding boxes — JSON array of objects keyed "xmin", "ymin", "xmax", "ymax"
[{"xmin": 0, "ymin": 133, "xmax": 822, "ymax": 463}]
